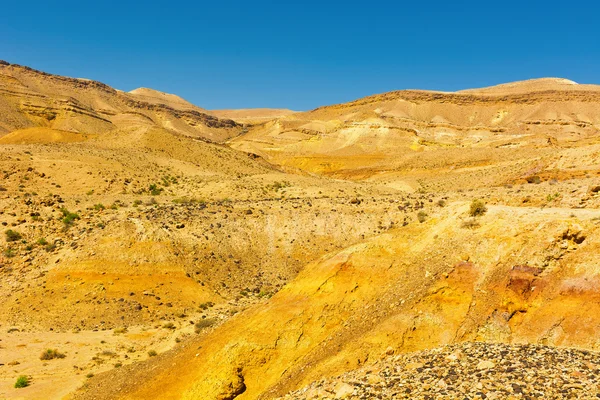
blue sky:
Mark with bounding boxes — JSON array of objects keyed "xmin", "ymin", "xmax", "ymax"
[{"xmin": 1, "ymin": 0, "xmax": 598, "ymax": 110}]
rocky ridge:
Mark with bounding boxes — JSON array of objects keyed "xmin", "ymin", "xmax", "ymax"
[{"xmin": 280, "ymin": 342, "xmax": 600, "ymax": 399}]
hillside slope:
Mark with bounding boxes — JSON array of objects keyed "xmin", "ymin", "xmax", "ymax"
[
  {"xmin": 74, "ymin": 203, "xmax": 600, "ymax": 399},
  {"xmin": 0, "ymin": 61, "xmax": 240, "ymax": 142}
]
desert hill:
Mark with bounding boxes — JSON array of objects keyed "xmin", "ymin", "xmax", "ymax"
[
  {"xmin": 0, "ymin": 61, "xmax": 240, "ymax": 142},
  {"xmin": 458, "ymin": 77, "xmax": 600, "ymax": 95},
  {"xmin": 1, "ymin": 64, "xmax": 600, "ymax": 400},
  {"xmin": 230, "ymin": 78, "xmax": 600, "ymax": 193},
  {"xmin": 128, "ymin": 88, "xmax": 202, "ymax": 111}
]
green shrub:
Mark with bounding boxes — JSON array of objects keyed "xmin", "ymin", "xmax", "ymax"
[
  {"xmin": 37, "ymin": 238, "xmax": 48, "ymax": 246},
  {"xmin": 14, "ymin": 375, "xmax": 29, "ymax": 388},
  {"xmin": 39, "ymin": 349, "xmax": 66, "ymax": 360},
  {"xmin": 469, "ymin": 199, "xmax": 487, "ymax": 217},
  {"xmin": 94, "ymin": 203, "xmax": 105, "ymax": 211},
  {"xmin": 5, "ymin": 229, "xmax": 21, "ymax": 242},
  {"xmin": 4, "ymin": 248, "xmax": 16, "ymax": 258},
  {"xmin": 149, "ymin": 184, "xmax": 163, "ymax": 196},
  {"xmin": 60, "ymin": 208, "xmax": 80, "ymax": 226}
]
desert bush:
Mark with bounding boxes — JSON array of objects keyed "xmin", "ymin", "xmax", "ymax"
[
  {"xmin": 546, "ymin": 193, "xmax": 561, "ymax": 202},
  {"xmin": 437, "ymin": 199, "xmax": 446, "ymax": 207},
  {"xmin": 195, "ymin": 318, "xmax": 216, "ymax": 333},
  {"xmin": 14, "ymin": 375, "xmax": 29, "ymax": 388},
  {"xmin": 147, "ymin": 350, "xmax": 157, "ymax": 357},
  {"xmin": 37, "ymin": 238, "xmax": 48, "ymax": 246},
  {"xmin": 162, "ymin": 322, "xmax": 176, "ymax": 330},
  {"xmin": 60, "ymin": 208, "xmax": 80, "ymax": 226},
  {"xmin": 40, "ymin": 349, "xmax": 66, "ymax": 360},
  {"xmin": 5, "ymin": 229, "xmax": 21, "ymax": 242},
  {"xmin": 469, "ymin": 199, "xmax": 487, "ymax": 217},
  {"xmin": 526, "ymin": 175, "xmax": 542, "ymax": 184},
  {"xmin": 45, "ymin": 243, "xmax": 57, "ymax": 252},
  {"xmin": 149, "ymin": 184, "xmax": 163, "ymax": 196},
  {"xmin": 461, "ymin": 218, "xmax": 481, "ymax": 229},
  {"xmin": 3, "ymin": 248, "xmax": 16, "ymax": 258},
  {"xmin": 199, "ymin": 302, "xmax": 215, "ymax": 310},
  {"xmin": 417, "ymin": 211, "xmax": 428, "ymax": 223},
  {"xmin": 93, "ymin": 203, "xmax": 105, "ymax": 211}
]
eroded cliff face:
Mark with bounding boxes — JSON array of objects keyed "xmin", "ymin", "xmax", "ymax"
[
  {"xmin": 0, "ymin": 61, "xmax": 241, "ymax": 141},
  {"xmin": 79, "ymin": 203, "xmax": 600, "ymax": 400}
]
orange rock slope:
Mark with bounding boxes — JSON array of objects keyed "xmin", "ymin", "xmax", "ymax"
[{"xmin": 81, "ymin": 203, "xmax": 600, "ymax": 400}]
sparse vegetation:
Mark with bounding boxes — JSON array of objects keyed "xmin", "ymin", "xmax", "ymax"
[
  {"xmin": 5, "ymin": 229, "xmax": 22, "ymax": 242},
  {"xmin": 40, "ymin": 349, "xmax": 66, "ymax": 360},
  {"xmin": 546, "ymin": 193, "xmax": 561, "ymax": 202},
  {"xmin": 469, "ymin": 199, "xmax": 487, "ymax": 217},
  {"xmin": 266, "ymin": 181, "xmax": 291, "ymax": 192},
  {"xmin": 149, "ymin": 183, "xmax": 163, "ymax": 196},
  {"xmin": 60, "ymin": 208, "xmax": 80, "ymax": 226},
  {"xmin": 199, "ymin": 301, "xmax": 215, "ymax": 310},
  {"xmin": 195, "ymin": 318, "xmax": 216, "ymax": 333},
  {"xmin": 147, "ymin": 350, "xmax": 158, "ymax": 357},
  {"xmin": 3, "ymin": 248, "xmax": 16, "ymax": 258},
  {"xmin": 14, "ymin": 375, "xmax": 30, "ymax": 388},
  {"xmin": 417, "ymin": 211, "xmax": 428, "ymax": 223},
  {"xmin": 461, "ymin": 218, "xmax": 481, "ymax": 229}
]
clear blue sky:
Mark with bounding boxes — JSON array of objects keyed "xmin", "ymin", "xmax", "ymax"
[{"xmin": 1, "ymin": 0, "xmax": 598, "ymax": 110}]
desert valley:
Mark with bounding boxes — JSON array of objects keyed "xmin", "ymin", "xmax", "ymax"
[{"xmin": 1, "ymin": 60, "xmax": 600, "ymax": 399}]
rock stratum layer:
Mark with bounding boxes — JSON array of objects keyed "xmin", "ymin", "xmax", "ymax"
[
  {"xmin": 0, "ymin": 61, "xmax": 241, "ymax": 142},
  {"xmin": 231, "ymin": 78, "xmax": 600, "ymax": 192}
]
